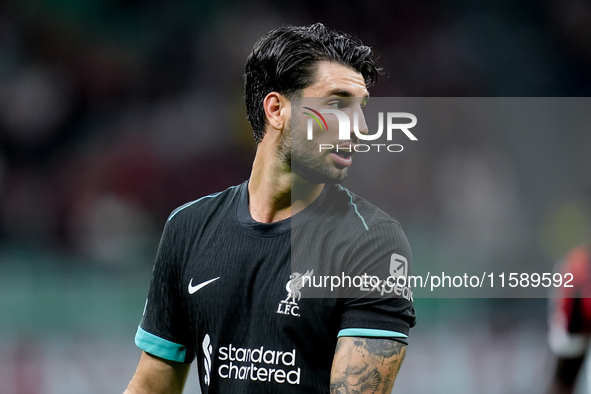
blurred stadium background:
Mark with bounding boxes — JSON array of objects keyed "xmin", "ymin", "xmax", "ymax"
[{"xmin": 1, "ymin": 0, "xmax": 591, "ymax": 392}]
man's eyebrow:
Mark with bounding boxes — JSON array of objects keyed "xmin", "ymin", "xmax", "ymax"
[{"xmin": 327, "ymin": 89, "xmax": 369, "ymax": 99}]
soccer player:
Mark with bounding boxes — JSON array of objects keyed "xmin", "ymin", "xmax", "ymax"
[
  {"xmin": 548, "ymin": 245, "xmax": 591, "ymax": 394},
  {"xmin": 125, "ymin": 23, "xmax": 416, "ymax": 393}
]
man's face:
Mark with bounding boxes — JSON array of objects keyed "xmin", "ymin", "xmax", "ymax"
[{"xmin": 281, "ymin": 61, "xmax": 369, "ymax": 184}]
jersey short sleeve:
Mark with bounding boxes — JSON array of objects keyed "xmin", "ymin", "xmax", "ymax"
[
  {"xmin": 135, "ymin": 217, "xmax": 195, "ymax": 363},
  {"xmin": 338, "ymin": 220, "xmax": 416, "ymax": 342},
  {"xmin": 548, "ymin": 245, "xmax": 591, "ymax": 358}
]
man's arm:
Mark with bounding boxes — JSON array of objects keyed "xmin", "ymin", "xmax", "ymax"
[
  {"xmin": 330, "ymin": 337, "xmax": 406, "ymax": 394},
  {"xmin": 124, "ymin": 351, "xmax": 191, "ymax": 394}
]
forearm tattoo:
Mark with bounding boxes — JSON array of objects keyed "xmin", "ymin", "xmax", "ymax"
[{"xmin": 330, "ymin": 338, "xmax": 406, "ymax": 394}]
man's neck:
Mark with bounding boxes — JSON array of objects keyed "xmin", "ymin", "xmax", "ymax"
[{"xmin": 248, "ymin": 143, "xmax": 323, "ymax": 224}]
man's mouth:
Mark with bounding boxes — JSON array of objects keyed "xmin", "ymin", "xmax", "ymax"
[{"xmin": 329, "ymin": 144, "xmax": 355, "ymax": 167}]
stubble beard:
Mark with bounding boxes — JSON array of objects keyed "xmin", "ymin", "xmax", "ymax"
[{"xmin": 278, "ymin": 118, "xmax": 348, "ymax": 185}]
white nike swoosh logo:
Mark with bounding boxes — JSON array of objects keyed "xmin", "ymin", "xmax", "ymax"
[{"xmin": 188, "ymin": 277, "xmax": 220, "ymax": 294}]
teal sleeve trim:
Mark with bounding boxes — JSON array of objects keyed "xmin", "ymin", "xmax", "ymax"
[
  {"xmin": 168, "ymin": 193, "xmax": 220, "ymax": 221},
  {"xmin": 338, "ymin": 185, "xmax": 369, "ymax": 231},
  {"xmin": 135, "ymin": 326, "xmax": 188, "ymax": 363},
  {"xmin": 338, "ymin": 328, "xmax": 408, "ymax": 338},
  {"xmin": 168, "ymin": 185, "xmax": 238, "ymax": 221}
]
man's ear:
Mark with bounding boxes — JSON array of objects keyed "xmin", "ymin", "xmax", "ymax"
[{"xmin": 262, "ymin": 92, "xmax": 290, "ymax": 132}]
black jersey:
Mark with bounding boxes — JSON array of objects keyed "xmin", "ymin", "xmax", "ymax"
[{"xmin": 135, "ymin": 181, "xmax": 416, "ymax": 393}]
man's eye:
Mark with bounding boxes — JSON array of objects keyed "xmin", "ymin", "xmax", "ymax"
[{"xmin": 328, "ymin": 100, "xmax": 345, "ymax": 109}]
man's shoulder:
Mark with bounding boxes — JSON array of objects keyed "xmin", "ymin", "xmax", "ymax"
[
  {"xmin": 166, "ymin": 182, "xmax": 245, "ymax": 223},
  {"xmin": 329, "ymin": 184, "xmax": 401, "ymax": 231}
]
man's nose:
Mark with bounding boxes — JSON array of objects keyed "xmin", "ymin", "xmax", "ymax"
[{"xmin": 352, "ymin": 109, "xmax": 368, "ymax": 138}]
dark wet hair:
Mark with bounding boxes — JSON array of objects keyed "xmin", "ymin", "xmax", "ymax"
[{"xmin": 244, "ymin": 23, "xmax": 380, "ymax": 144}]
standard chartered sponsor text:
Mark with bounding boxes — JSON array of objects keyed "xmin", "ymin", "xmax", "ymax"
[{"xmin": 217, "ymin": 344, "xmax": 300, "ymax": 385}]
